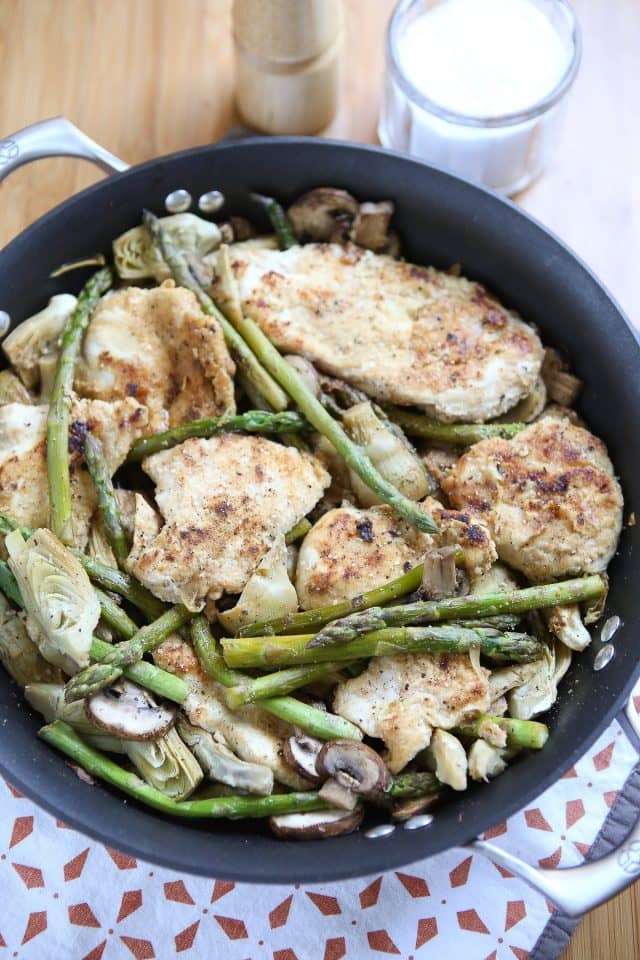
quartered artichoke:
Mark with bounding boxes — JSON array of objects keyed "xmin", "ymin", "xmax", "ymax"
[
  {"xmin": 5, "ymin": 529, "xmax": 100, "ymax": 674},
  {"xmin": 178, "ymin": 718, "xmax": 274, "ymax": 795},
  {"xmin": 0, "ymin": 370, "xmax": 32, "ymax": 405},
  {"xmin": 2, "ymin": 294, "xmax": 77, "ymax": 388},
  {"xmin": 0, "ymin": 595, "xmax": 62, "ymax": 687},
  {"xmin": 217, "ymin": 534, "xmax": 298, "ymax": 633},
  {"xmin": 113, "ymin": 213, "xmax": 222, "ymax": 281},
  {"xmin": 125, "ymin": 728, "xmax": 203, "ymax": 800}
]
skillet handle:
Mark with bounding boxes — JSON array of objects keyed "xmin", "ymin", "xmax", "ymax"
[
  {"xmin": 0, "ymin": 117, "xmax": 129, "ymax": 183},
  {"xmin": 471, "ymin": 692, "xmax": 640, "ymax": 918}
]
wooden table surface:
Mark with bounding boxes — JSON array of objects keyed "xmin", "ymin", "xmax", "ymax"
[{"xmin": 0, "ymin": 1, "xmax": 638, "ymax": 956}]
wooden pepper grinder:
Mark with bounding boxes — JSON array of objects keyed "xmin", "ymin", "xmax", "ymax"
[{"xmin": 233, "ymin": 0, "xmax": 343, "ymax": 135}]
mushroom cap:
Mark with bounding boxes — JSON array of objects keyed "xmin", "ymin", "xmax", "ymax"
[
  {"xmin": 287, "ymin": 188, "xmax": 359, "ymax": 243},
  {"xmin": 317, "ymin": 740, "xmax": 391, "ymax": 798},
  {"xmin": 283, "ymin": 735, "xmax": 323, "ymax": 783},
  {"xmin": 269, "ymin": 806, "xmax": 363, "ymax": 840},
  {"xmin": 85, "ymin": 680, "xmax": 176, "ymax": 741}
]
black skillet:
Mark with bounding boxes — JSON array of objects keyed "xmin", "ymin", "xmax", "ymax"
[{"xmin": 0, "ymin": 119, "xmax": 638, "ymax": 907}]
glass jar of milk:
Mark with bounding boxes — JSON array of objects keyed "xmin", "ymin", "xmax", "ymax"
[{"xmin": 379, "ymin": 0, "xmax": 581, "ymax": 195}]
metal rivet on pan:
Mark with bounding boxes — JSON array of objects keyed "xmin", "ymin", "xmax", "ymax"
[
  {"xmin": 594, "ymin": 643, "xmax": 615, "ymax": 671},
  {"xmin": 364, "ymin": 823, "xmax": 396, "ymax": 839},
  {"xmin": 601, "ymin": 615, "xmax": 621, "ymax": 644},
  {"xmin": 0, "ymin": 310, "xmax": 10, "ymax": 338},
  {"xmin": 164, "ymin": 189, "xmax": 193, "ymax": 214},
  {"xmin": 403, "ymin": 814, "xmax": 435, "ymax": 831},
  {"xmin": 198, "ymin": 190, "xmax": 225, "ymax": 214}
]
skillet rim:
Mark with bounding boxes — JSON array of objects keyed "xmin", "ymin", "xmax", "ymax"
[{"xmin": 0, "ymin": 135, "xmax": 638, "ymax": 882}]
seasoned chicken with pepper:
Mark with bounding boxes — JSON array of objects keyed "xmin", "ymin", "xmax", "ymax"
[
  {"xmin": 75, "ymin": 282, "xmax": 235, "ymax": 429},
  {"xmin": 212, "ymin": 242, "xmax": 544, "ymax": 422},
  {"xmin": 333, "ymin": 653, "xmax": 491, "ymax": 773},
  {"xmin": 0, "ymin": 398, "xmax": 149, "ymax": 550},
  {"xmin": 126, "ymin": 433, "xmax": 330, "ymax": 610},
  {"xmin": 154, "ymin": 638, "xmax": 310, "ymax": 790},
  {"xmin": 442, "ymin": 417, "xmax": 623, "ymax": 581},
  {"xmin": 295, "ymin": 499, "xmax": 496, "ymax": 609}
]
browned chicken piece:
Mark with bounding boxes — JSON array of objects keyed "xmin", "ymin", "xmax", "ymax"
[
  {"xmin": 0, "ymin": 398, "xmax": 150, "ymax": 550},
  {"xmin": 75, "ymin": 281, "xmax": 235, "ymax": 428},
  {"xmin": 333, "ymin": 653, "xmax": 490, "ymax": 773},
  {"xmin": 442, "ymin": 417, "xmax": 623, "ymax": 581},
  {"xmin": 421, "ymin": 446, "xmax": 460, "ymax": 487},
  {"xmin": 154, "ymin": 638, "xmax": 311, "ymax": 790},
  {"xmin": 295, "ymin": 498, "xmax": 496, "ymax": 609},
  {"xmin": 295, "ymin": 503, "xmax": 435, "ymax": 610},
  {"xmin": 211, "ymin": 242, "xmax": 544, "ymax": 422},
  {"xmin": 126, "ymin": 434, "xmax": 330, "ymax": 610}
]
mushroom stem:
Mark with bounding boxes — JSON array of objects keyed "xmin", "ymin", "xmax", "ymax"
[{"xmin": 39, "ymin": 721, "xmax": 330, "ymax": 819}]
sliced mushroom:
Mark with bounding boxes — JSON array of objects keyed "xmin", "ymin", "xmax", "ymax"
[
  {"xmin": 350, "ymin": 200, "xmax": 396, "ymax": 253},
  {"xmin": 391, "ymin": 792, "xmax": 443, "ymax": 821},
  {"xmin": 316, "ymin": 740, "xmax": 391, "ymax": 798},
  {"xmin": 421, "ymin": 546, "xmax": 458, "ymax": 600},
  {"xmin": 287, "ymin": 188, "xmax": 359, "ymax": 243},
  {"xmin": 85, "ymin": 680, "xmax": 176, "ymax": 741},
  {"xmin": 318, "ymin": 778, "xmax": 359, "ymax": 811},
  {"xmin": 269, "ymin": 806, "xmax": 363, "ymax": 840},
  {"xmin": 283, "ymin": 734, "xmax": 324, "ymax": 783}
]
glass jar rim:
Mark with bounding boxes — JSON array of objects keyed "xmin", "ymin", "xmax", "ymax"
[{"xmin": 386, "ymin": 0, "xmax": 582, "ymax": 128}]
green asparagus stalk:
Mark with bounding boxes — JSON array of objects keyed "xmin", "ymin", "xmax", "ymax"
[
  {"xmin": 64, "ymin": 605, "xmax": 194, "ymax": 702},
  {"xmin": 308, "ymin": 576, "xmax": 605, "ymax": 648},
  {"xmin": 142, "ymin": 210, "xmax": 288, "ymax": 412},
  {"xmin": 0, "ymin": 565, "xmax": 187, "ymax": 703},
  {"xmin": 83, "ymin": 433, "xmax": 130, "ymax": 566},
  {"xmin": 127, "ymin": 410, "xmax": 309, "ymax": 462},
  {"xmin": 222, "ymin": 625, "xmax": 545, "ymax": 670},
  {"xmin": 223, "ymin": 663, "xmax": 348, "ymax": 708},
  {"xmin": 39, "ymin": 721, "xmax": 330, "ymax": 819},
  {"xmin": 382, "ymin": 404, "xmax": 526, "ymax": 445},
  {"xmin": 387, "ymin": 771, "xmax": 440, "ymax": 799},
  {"xmin": 241, "ymin": 561, "xmax": 425, "ymax": 640},
  {"xmin": 0, "ymin": 509, "xmax": 166, "ymax": 623},
  {"xmin": 143, "ymin": 210, "xmax": 437, "ymax": 536},
  {"xmin": 191, "ymin": 616, "xmax": 362, "ymax": 741},
  {"xmin": 456, "ymin": 715, "xmax": 549, "ymax": 750},
  {"xmin": 284, "ymin": 517, "xmax": 312, "ymax": 545},
  {"xmin": 250, "ymin": 193, "xmax": 298, "ymax": 249},
  {"xmin": 46, "ymin": 267, "xmax": 112, "ymax": 544}
]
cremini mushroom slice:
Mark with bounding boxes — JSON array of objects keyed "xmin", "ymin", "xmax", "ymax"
[
  {"xmin": 283, "ymin": 734, "xmax": 324, "ymax": 783},
  {"xmin": 269, "ymin": 806, "xmax": 364, "ymax": 840},
  {"xmin": 316, "ymin": 740, "xmax": 391, "ymax": 798},
  {"xmin": 391, "ymin": 791, "xmax": 444, "ymax": 821},
  {"xmin": 421, "ymin": 545, "xmax": 458, "ymax": 600},
  {"xmin": 350, "ymin": 200, "xmax": 395, "ymax": 253},
  {"xmin": 318, "ymin": 778, "xmax": 360, "ymax": 811},
  {"xmin": 287, "ymin": 187, "xmax": 359, "ymax": 243},
  {"xmin": 85, "ymin": 680, "xmax": 176, "ymax": 741}
]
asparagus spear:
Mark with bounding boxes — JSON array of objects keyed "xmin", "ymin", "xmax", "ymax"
[
  {"xmin": 83, "ymin": 433, "xmax": 130, "ymax": 566},
  {"xmin": 46, "ymin": 267, "xmax": 112, "ymax": 544},
  {"xmin": 456, "ymin": 715, "xmax": 548, "ymax": 750},
  {"xmin": 284, "ymin": 517, "xmax": 312, "ymax": 545},
  {"xmin": 143, "ymin": 211, "xmax": 438, "ymax": 536},
  {"xmin": 0, "ymin": 511, "xmax": 166, "ymax": 622},
  {"xmin": 142, "ymin": 210, "xmax": 288, "ymax": 412},
  {"xmin": 127, "ymin": 410, "xmax": 309, "ymax": 462},
  {"xmin": 39, "ymin": 721, "xmax": 330, "ymax": 819},
  {"xmin": 387, "ymin": 771, "xmax": 440, "ymax": 799},
  {"xmin": 250, "ymin": 193, "xmax": 298, "ymax": 249},
  {"xmin": 239, "ymin": 563, "xmax": 425, "ymax": 637},
  {"xmin": 223, "ymin": 663, "xmax": 347, "ymax": 708},
  {"xmin": 222, "ymin": 626, "xmax": 545, "ymax": 670},
  {"xmin": 308, "ymin": 576, "xmax": 605, "ymax": 647},
  {"xmin": 382, "ymin": 404, "xmax": 526, "ymax": 445},
  {"xmin": 0, "ymin": 566, "xmax": 187, "ymax": 703},
  {"xmin": 64, "ymin": 605, "xmax": 194, "ymax": 702},
  {"xmin": 191, "ymin": 616, "xmax": 362, "ymax": 741}
]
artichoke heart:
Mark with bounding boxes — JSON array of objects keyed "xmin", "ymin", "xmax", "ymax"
[
  {"xmin": 6, "ymin": 528, "xmax": 100, "ymax": 674},
  {"xmin": 113, "ymin": 213, "xmax": 222, "ymax": 281},
  {"xmin": 0, "ymin": 594, "xmax": 62, "ymax": 687},
  {"xmin": 0, "ymin": 370, "xmax": 33, "ymax": 406},
  {"xmin": 218, "ymin": 534, "xmax": 298, "ymax": 633},
  {"xmin": 2, "ymin": 294, "xmax": 77, "ymax": 388},
  {"xmin": 125, "ymin": 728, "xmax": 203, "ymax": 800}
]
